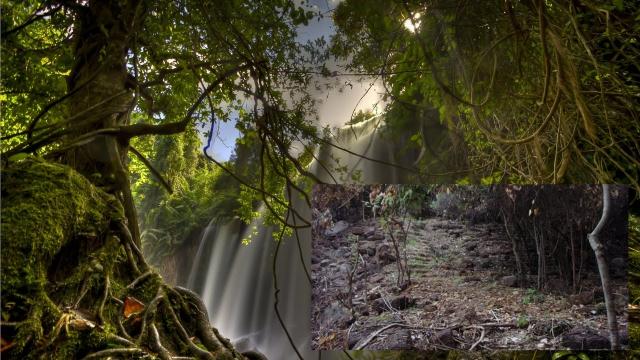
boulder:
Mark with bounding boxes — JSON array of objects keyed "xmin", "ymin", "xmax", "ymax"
[
  {"xmin": 325, "ymin": 220, "xmax": 349, "ymax": 238},
  {"xmin": 390, "ymin": 295, "xmax": 416, "ymax": 310},
  {"xmin": 320, "ymin": 301, "xmax": 354, "ymax": 329}
]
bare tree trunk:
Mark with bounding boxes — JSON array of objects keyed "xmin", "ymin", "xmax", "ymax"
[{"xmin": 588, "ymin": 184, "xmax": 620, "ymax": 350}]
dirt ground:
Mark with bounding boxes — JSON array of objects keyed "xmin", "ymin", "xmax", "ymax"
[{"xmin": 311, "ymin": 216, "xmax": 629, "ymax": 351}]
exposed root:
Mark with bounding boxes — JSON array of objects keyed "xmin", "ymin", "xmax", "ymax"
[
  {"xmin": 97, "ymin": 273, "xmax": 109, "ymax": 324},
  {"xmin": 149, "ymin": 323, "xmax": 172, "ymax": 360},
  {"xmin": 161, "ymin": 294, "xmax": 214, "ymax": 360},
  {"xmin": 80, "ymin": 348, "xmax": 143, "ymax": 360}
]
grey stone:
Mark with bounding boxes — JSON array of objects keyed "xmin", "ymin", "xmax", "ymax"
[{"xmin": 325, "ymin": 220, "xmax": 350, "ymax": 237}]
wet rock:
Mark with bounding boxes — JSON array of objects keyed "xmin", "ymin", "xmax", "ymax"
[
  {"xmin": 500, "ymin": 275, "xmax": 518, "ymax": 287},
  {"xmin": 321, "ymin": 301, "xmax": 354, "ymax": 329},
  {"xmin": 433, "ymin": 329, "xmax": 457, "ymax": 348},
  {"xmin": 561, "ymin": 327, "xmax": 610, "ymax": 349},
  {"xmin": 390, "ymin": 295, "xmax": 416, "ymax": 310},
  {"xmin": 325, "ymin": 221, "xmax": 349, "ymax": 238}
]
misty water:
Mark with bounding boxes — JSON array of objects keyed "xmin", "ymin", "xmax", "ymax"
[{"xmin": 184, "ymin": 116, "xmax": 423, "ymax": 359}]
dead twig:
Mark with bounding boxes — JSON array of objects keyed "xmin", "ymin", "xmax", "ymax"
[{"xmin": 467, "ymin": 325, "xmax": 485, "ymax": 350}]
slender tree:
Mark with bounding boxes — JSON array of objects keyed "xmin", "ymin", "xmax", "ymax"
[{"xmin": 588, "ymin": 184, "xmax": 620, "ymax": 350}]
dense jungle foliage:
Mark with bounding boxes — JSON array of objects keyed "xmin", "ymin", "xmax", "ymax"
[{"xmin": 1, "ymin": 0, "xmax": 638, "ymax": 359}]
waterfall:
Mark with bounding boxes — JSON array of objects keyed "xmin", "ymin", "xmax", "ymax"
[{"xmin": 185, "ymin": 116, "xmax": 420, "ymax": 359}]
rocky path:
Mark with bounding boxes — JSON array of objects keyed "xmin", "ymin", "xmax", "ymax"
[{"xmin": 311, "ymin": 216, "xmax": 628, "ymax": 351}]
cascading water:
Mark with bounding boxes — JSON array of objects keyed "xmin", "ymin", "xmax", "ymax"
[{"xmin": 184, "ymin": 116, "xmax": 427, "ymax": 359}]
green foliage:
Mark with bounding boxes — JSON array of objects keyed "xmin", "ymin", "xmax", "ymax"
[
  {"xmin": 0, "ymin": 157, "xmax": 124, "ymax": 356},
  {"xmin": 523, "ymin": 288, "xmax": 545, "ymax": 305},
  {"xmin": 516, "ymin": 314, "xmax": 530, "ymax": 328},
  {"xmin": 552, "ymin": 351, "xmax": 590, "ymax": 360},
  {"xmin": 331, "ymin": 0, "xmax": 640, "ymax": 188}
]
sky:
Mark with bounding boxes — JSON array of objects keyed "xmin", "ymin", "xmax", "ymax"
[{"xmin": 201, "ymin": 0, "xmax": 385, "ymax": 161}]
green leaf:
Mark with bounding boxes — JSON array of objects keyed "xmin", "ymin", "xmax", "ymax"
[
  {"xmin": 613, "ymin": 0, "xmax": 624, "ymax": 11},
  {"xmin": 552, "ymin": 351, "xmax": 573, "ymax": 360},
  {"xmin": 8, "ymin": 153, "xmax": 29, "ymax": 162}
]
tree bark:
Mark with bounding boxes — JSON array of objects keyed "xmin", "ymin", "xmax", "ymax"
[
  {"xmin": 588, "ymin": 184, "xmax": 620, "ymax": 350},
  {"xmin": 64, "ymin": 0, "xmax": 143, "ymax": 245}
]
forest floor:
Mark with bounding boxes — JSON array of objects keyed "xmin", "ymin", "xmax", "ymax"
[{"xmin": 311, "ymin": 216, "xmax": 629, "ymax": 351}]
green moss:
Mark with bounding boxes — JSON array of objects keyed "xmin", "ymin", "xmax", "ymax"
[{"xmin": 1, "ymin": 157, "xmax": 124, "ymax": 357}]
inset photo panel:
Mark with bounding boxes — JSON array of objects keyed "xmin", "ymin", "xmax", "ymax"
[{"xmin": 311, "ymin": 184, "xmax": 629, "ymax": 351}]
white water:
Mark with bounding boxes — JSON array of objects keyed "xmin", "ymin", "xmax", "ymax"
[{"xmin": 185, "ymin": 116, "xmax": 424, "ymax": 359}]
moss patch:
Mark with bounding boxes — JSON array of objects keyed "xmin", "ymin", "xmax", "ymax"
[{"xmin": 1, "ymin": 157, "xmax": 124, "ymax": 357}]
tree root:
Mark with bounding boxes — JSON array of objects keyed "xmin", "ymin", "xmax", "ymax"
[{"xmin": 80, "ymin": 348, "xmax": 143, "ymax": 359}]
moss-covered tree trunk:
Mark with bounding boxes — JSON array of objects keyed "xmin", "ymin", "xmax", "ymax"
[
  {"xmin": 1, "ymin": 1, "xmax": 249, "ymax": 358},
  {"xmin": 62, "ymin": 0, "xmax": 141, "ymax": 245}
]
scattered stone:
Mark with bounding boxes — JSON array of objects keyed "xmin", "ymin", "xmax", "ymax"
[
  {"xmin": 367, "ymin": 292, "xmax": 381, "ymax": 301},
  {"xmin": 464, "ymin": 243, "xmax": 477, "ymax": 252},
  {"xmin": 321, "ymin": 301, "xmax": 354, "ymax": 329},
  {"xmin": 372, "ymin": 298, "xmax": 388, "ymax": 314},
  {"xmin": 320, "ymin": 259, "xmax": 331, "ymax": 267},
  {"xmin": 500, "ymin": 275, "xmax": 518, "ymax": 287},
  {"xmin": 354, "ymin": 303, "xmax": 369, "ymax": 316},
  {"xmin": 325, "ymin": 221, "xmax": 349, "ymax": 238},
  {"xmin": 358, "ymin": 243, "xmax": 377, "ymax": 256},
  {"xmin": 368, "ymin": 232, "xmax": 385, "ymax": 241},
  {"xmin": 363, "ymin": 226, "xmax": 376, "ymax": 237},
  {"xmin": 366, "ymin": 328, "xmax": 413, "ymax": 350},
  {"xmin": 376, "ymin": 243, "xmax": 396, "ymax": 265},
  {"xmin": 351, "ymin": 226, "xmax": 365, "ymax": 235},
  {"xmin": 561, "ymin": 327, "xmax": 610, "ymax": 349},
  {"xmin": 390, "ymin": 295, "xmax": 416, "ymax": 310},
  {"xmin": 423, "ymin": 304, "xmax": 437, "ymax": 313},
  {"xmin": 433, "ymin": 329, "xmax": 457, "ymax": 348},
  {"xmin": 476, "ymin": 258, "xmax": 493, "ymax": 269}
]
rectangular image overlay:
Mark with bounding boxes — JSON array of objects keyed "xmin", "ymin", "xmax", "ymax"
[{"xmin": 310, "ymin": 185, "xmax": 629, "ymax": 351}]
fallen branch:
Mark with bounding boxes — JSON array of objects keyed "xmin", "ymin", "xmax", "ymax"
[
  {"xmin": 354, "ymin": 323, "xmax": 412, "ymax": 350},
  {"xmin": 467, "ymin": 325, "xmax": 486, "ymax": 350}
]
